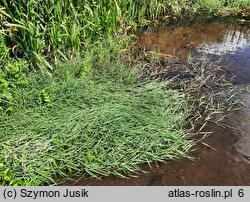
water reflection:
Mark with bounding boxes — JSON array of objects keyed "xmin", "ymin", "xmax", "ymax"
[
  {"xmin": 198, "ymin": 28, "xmax": 250, "ymax": 55},
  {"xmin": 138, "ymin": 21, "xmax": 250, "ymax": 58}
]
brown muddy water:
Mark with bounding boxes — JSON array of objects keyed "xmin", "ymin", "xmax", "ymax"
[{"xmin": 65, "ymin": 19, "xmax": 250, "ymax": 186}]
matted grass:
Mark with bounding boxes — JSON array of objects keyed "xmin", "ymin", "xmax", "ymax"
[{"xmin": 0, "ymin": 74, "xmax": 193, "ymax": 185}]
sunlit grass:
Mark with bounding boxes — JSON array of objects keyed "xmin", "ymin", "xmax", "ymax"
[
  {"xmin": 0, "ymin": 72, "xmax": 192, "ymax": 185},
  {"xmin": 1, "ymin": 0, "xmax": 249, "ymax": 71}
]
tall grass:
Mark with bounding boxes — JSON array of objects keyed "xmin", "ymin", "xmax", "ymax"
[
  {"xmin": 1, "ymin": 0, "xmax": 249, "ymax": 72},
  {"xmin": 0, "ymin": 0, "xmax": 169, "ymax": 71}
]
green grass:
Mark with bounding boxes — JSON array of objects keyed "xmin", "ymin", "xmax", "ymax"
[
  {"xmin": 0, "ymin": 0, "xmax": 169, "ymax": 70},
  {"xmin": 0, "ymin": 0, "xmax": 247, "ymax": 186},
  {"xmin": 0, "ymin": 68, "xmax": 192, "ymax": 185},
  {"xmin": 1, "ymin": 0, "xmax": 250, "ymax": 71},
  {"xmin": 193, "ymin": 0, "xmax": 250, "ymax": 14},
  {"xmin": 0, "ymin": 42, "xmax": 193, "ymax": 185}
]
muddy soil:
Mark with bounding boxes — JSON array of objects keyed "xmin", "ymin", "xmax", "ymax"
[{"xmin": 64, "ymin": 19, "xmax": 250, "ymax": 186}]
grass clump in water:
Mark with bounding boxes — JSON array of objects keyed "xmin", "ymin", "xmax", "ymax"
[{"xmin": 0, "ymin": 61, "xmax": 193, "ymax": 185}]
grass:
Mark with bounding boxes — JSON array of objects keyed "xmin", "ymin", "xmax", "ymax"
[
  {"xmin": 1, "ymin": 31, "xmax": 195, "ymax": 186},
  {"xmin": 0, "ymin": 45, "xmax": 193, "ymax": 185},
  {"xmin": 0, "ymin": 0, "xmax": 247, "ymax": 186},
  {"xmin": 1, "ymin": 0, "xmax": 250, "ymax": 71},
  {"xmin": 0, "ymin": 0, "xmax": 170, "ymax": 71}
]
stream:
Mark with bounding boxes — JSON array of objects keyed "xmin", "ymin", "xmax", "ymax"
[{"xmin": 66, "ymin": 19, "xmax": 250, "ymax": 186}]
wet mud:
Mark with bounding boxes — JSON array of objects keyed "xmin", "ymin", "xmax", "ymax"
[{"xmin": 65, "ymin": 19, "xmax": 250, "ymax": 186}]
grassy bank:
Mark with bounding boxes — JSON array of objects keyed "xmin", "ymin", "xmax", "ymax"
[
  {"xmin": 1, "ymin": 0, "xmax": 250, "ymax": 69},
  {"xmin": 0, "ymin": 46, "xmax": 193, "ymax": 185},
  {"xmin": 1, "ymin": 0, "xmax": 250, "ymax": 110},
  {"xmin": 0, "ymin": 0, "xmax": 248, "ymax": 185}
]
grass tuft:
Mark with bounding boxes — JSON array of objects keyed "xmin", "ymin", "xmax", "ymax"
[{"xmin": 0, "ymin": 68, "xmax": 193, "ymax": 185}]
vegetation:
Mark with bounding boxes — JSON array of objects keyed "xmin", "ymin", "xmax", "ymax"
[
  {"xmin": 0, "ymin": 45, "xmax": 193, "ymax": 185},
  {"xmin": 1, "ymin": 0, "xmax": 250, "ymax": 71},
  {"xmin": 0, "ymin": 0, "xmax": 250, "ymax": 185}
]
